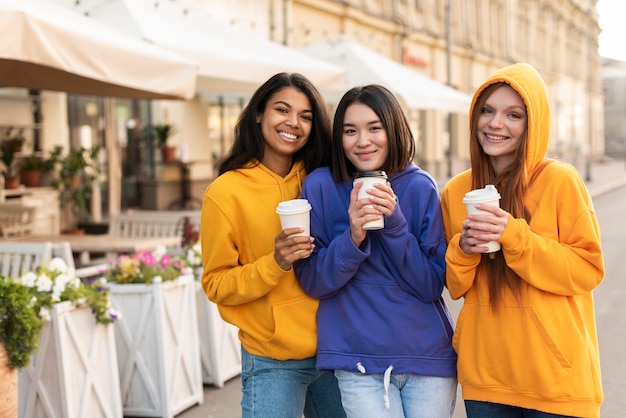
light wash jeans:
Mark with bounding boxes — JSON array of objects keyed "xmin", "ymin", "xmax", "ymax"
[
  {"xmin": 240, "ymin": 346, "xmax": 346, "ymax": 418},
  {"xmin": 335, "ymin": 369, "xmax": 457, "ymax": 418},
  {"xmin": 465, "ymin": 400, "xmax": 577, "ymax": 418}
]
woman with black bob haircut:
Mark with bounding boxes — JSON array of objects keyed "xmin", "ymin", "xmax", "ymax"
[
  {"xmin": 329, "ymin": 85, "xmax": 414, "ymax": 183},
  {"xmin": 296, "ymin": 84, "xmax": 457, "ymax": 417}
]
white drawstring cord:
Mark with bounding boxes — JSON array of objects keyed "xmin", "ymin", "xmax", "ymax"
[{"xmin": 383, "ymin": 365, "xmax": 393, "ymax": 409}]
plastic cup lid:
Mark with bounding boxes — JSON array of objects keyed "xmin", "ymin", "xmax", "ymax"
[
  {"xmin": 276, "ymin": 199, "xmax": 311, "ymax": 214},
  {"xmin": 462, "ymin": 184, "xmax": 501, "ymax": 204}
]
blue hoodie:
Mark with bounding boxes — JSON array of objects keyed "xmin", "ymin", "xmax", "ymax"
[{"xmin": 295, "ymin": 164, "xmax": 457, "ymax": 377}]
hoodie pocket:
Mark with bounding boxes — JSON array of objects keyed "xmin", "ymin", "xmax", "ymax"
[
  {"xmin": 267, "ymin": 296, "xmax": 318, "ymax": 357},
  {"xmin": 454, "ymin": 302, "xmax": 572, "ymax": 398}
]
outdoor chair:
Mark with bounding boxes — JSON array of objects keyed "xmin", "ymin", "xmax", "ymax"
[{"xmin": 0, "ymin": 241, "xmax": 53, "ymax": 278}]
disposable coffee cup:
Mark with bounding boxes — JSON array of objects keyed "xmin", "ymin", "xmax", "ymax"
[
  {"xmin": 353, "ymin": 170, "xmax": 388, "ymax": 230},
  {"xmin": 462, "ymin": 184, "xmax": 501, "ymax": 253},
  {"xmin": 276, "ymin": 199, "xmax": 312, "ymax": 237}
]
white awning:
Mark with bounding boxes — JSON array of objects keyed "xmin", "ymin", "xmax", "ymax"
[
  {"xmin": 59, "ymin": 0, "xmax": 346, "ymax": 96},
  {"xmin": 0, "ymin": 0, "xmax": 197, "ymax": 99},
  {"xmin": 300, "ymin": 38, "xmax": 472, "ymax": 113}
]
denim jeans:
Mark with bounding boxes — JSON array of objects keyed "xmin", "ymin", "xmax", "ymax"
[
  {"xmin": 465, "ymin": 401, "xmax": 578, "ymax": 418},
  {"xmin": 335, "ymin": 370, "xmax": 457, "ymax": 418},
  {"xmin": 240, "ymin": 346, "xmax": 346, "ymax": 418}
]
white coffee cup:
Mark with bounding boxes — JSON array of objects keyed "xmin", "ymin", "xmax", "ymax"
[
  {"xmin": 276, "ymin": 199, "xmax": 312, "ymax": 236},
  {"xmin": 353, "ymin": 171, "xmax": 388, "ymax": 230},
  {"xmin": 462, "ymin": 184, "xmax": 502, "ymax": 253}
]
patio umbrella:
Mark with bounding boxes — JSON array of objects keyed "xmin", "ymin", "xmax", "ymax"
[
  {"xmin": 56, "ymin": 0, "xmax": 345, "ymax": 96},
  {"xmin": 0, "ymin": 0, "xmax": 197, "ymax": 99},
  {"xmin": 300, "ymin": 37, "xmax": 472, "ymax": 113}
]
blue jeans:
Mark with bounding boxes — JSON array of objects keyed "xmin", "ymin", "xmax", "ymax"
[
  {"xmin": 465, "ymin": 401, "xmax": 577, "ymax": 417},
  {"xmin": 335, "ymin": 370, "xmax": 457, "ymax": 418},
  {"xmin": 240, "ymin": 346, "xmax": 346, "ymax": 418}
]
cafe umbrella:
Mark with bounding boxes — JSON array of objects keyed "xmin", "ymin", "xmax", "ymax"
[{"xmin": 0, "ymin": 0, "xmax": 198, "ymax": 218}]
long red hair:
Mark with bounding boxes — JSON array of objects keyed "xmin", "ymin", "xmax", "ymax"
[{"xmin": 469, "ymin": 82, "xmax": 548, "ymax": 311}]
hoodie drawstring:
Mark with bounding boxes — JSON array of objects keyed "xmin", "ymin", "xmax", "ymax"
[
  {"xmin": 354, "ymin": 363, "xmax": 394, "ymax": 410},
  {"xmin": 383, "ymin": 365, "xmax": 393, "ymax": 409}
]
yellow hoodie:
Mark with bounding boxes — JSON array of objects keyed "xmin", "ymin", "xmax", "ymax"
[
  {"xmin": 441, "ymin": 64, "xmax": 604, "ymax": 417},
  {"xmin": 201, "ymin": 160, "xmax": 319, "ymax": 361}
]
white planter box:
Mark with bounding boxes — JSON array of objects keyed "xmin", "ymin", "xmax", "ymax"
[
  {"xmin": 18, "ymin": 301, "xmax": 123, "ymax": 418},
  {"xmin": 195, "ymin": 281, "xmax": 241, "ymax": 387},
  {"xmin": 108, "ymin": 275, "xmax": 203, "ymax": 418}
]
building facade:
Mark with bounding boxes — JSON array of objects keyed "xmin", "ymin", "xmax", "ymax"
[
  {"xmin": 602, "ymin": 58, "xmax": 626, "ymax": 159},
  {"xmin": 197, "ymin": 0, "xmax": 603, "ymax": 177}
]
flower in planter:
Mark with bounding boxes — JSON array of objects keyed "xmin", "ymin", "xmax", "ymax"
[
  {"xmin": 185, "ymin": 242, "xmax": 202, "ymax": 269},
  {"xmin": 106, "ymin": 246, "xmax": 192, "ymax": 284},
  {"xmin": 18, "ymin": 257, "xmax": 120, "ymax": 325},
  {"xmin": 1, "ymin": 257, "xmax": 120, "ymax": 370}
]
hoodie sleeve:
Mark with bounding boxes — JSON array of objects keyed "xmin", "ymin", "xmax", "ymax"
[
  {"xmin": 499, "ymin": 164, "xmax": 604, "ymax": 295},
  {"xmin": 294, "ymin": 172, "xmax": 370, "ymax": 299},
  {"xmin": 440, "ymin": 180, "xmax": 482, "ymax": 299},
  {"xmin": 200, "ymin": 181, "xmax": 290, "ymax": 306},
  {"xmin": 374, "ymin": 174, "xmax": 447, "ymax": 301}
]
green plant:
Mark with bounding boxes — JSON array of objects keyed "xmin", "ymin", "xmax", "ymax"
[
  {"xmin": 106, "ymin": 247, "xmax": 191, "ymax": 284},
  {"xmin": 43, "ymin": 146, "xmax": 63, "ymax": 173},
  {"xmin": 0, "ymin": 141, "xmax": 17, "ymax": 178},
  {"xmin": 20, "ymin": 155, "xmax": 44, "ymax": 171},
  {"xmin": 2, "ymin": 127, "xmax": 26, "ymax": 151},
  {"xmin": 0, "ymin": 277, "xmax": 42, "ymax": 369},
  {"xmin": 53, "ymin": 146, "xmax": 102, "ymax": 223},
  {"xmin": 1, "ymin": 257, "xmax": 119, "ymax": 370},
  {"xmin": 153, "ymin": 123, "xmax": 177, "ymax": 147}
]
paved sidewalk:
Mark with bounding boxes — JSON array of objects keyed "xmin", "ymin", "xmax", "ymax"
[
  {"xmin": 178, "ymin": 157, "xmax": 626, "ymax": 418},
  {"xmin": 581, "ymin": 157, "xmax": 626, "ymax": 198}
]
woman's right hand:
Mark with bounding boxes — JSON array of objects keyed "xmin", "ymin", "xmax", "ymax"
[
  {"xmin": 459, "ymin": 204, "xmax": 509, "ymax": 254},
  {"xmin": 274, "ymin": 228, "xmax": 314, "ymax": 270}
]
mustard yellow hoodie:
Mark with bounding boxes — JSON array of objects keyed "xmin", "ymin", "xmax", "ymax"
[
  {"xmin": 201, "ymin": 160, "xmax": 319, "ymax": 360},
  {"xmin": 441, "ymin": 63, "xmax": 604, "ymax": 417}
]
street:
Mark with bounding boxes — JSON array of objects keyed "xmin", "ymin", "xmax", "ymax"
[{"xmin": 592, "ymin": 185, "xmax": 626, "ymax": 417}]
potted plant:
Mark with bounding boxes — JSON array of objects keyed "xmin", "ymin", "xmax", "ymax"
[
  {"xmin": 36, "ymin": 146, "xmax": 64, "ymax": 188},
  {"xmin": 13, "ymin": 258, "xmax": 122, "ymax": 418},
  {"xmin": 105, "ymin": 247, "xmax": 203, "ymax": 417},
  {"xmin": 52, "ymin": 146, "xmax": 101, "ymax": 231},
  {"xmin": 153, "ymin": 123, "xmax": 178, "ymax": 163},
  {"xmin": 182, "ymin": 234, "xmax": 242, "ymax": 387},
  {"xmin": 20, "ymin": 155, "xmax": 44, "ymax": 187},
  {"xmin": 3, "ymin": 127, "xmax": 26, "ymax": 153},
  {"xmin": 1, "ymin": 258, "xmax": 121, "ymax": 418},
  {"xmin": 0, "ymin": 277, "xmax": 42, "ymax": 417},
  {"xmin": 0, "ymin": 140, "xmax": 19, "ymax": 189}
]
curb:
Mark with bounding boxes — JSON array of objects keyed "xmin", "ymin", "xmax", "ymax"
[{"xmin": 588, "ymin": 176, "xmax": 626, "ymax": 198}]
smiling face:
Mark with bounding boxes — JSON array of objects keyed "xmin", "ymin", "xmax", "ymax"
[
  {"xmin": 476, "ymin": 84, "xmax": 527, "ymax": 175},
  {"xmin": 259, "ymin": 86, "xmax": 313, "ymax": 175},
  {"xmin": 341, "ymin": 103, "xmax": 389, "ymax": 172}
]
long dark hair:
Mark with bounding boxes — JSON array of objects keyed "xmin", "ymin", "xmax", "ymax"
[
  {"xmin": 330, "ymin": 84, "xmax": 415, "ymax": 183},
  {"xmin": 218, "ymin": 72, "xmax": 332, "ymax": 175}
]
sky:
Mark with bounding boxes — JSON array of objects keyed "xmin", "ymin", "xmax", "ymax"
[{"xmin": 597, "ymin": 0, "xmax": 626, "ymax": 61}]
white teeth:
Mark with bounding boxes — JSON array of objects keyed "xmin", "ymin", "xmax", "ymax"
[
  {"xmin": 486, "ymin": 134, "xmax": 507, "ymax": 140},
  {"xmin": 280, "ymin": 131, "xmax": 297, "ymax": 140}
]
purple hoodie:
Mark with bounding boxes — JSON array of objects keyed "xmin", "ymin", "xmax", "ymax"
[{"xmin": 295, "ymin": 164, "xmax": 457, "ymax": 377}]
